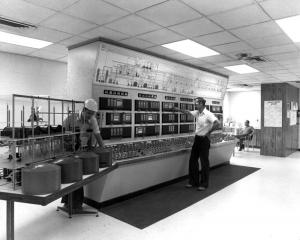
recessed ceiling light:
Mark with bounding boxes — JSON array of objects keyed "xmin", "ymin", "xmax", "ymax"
[
  {"xmin": 0, "ymin": 31, "xmax": 52, "ymax": 48},
  {"xmin": 276, "ymin": 15, "xmax": 300, "ymax": 42},
  {"xmin": 224, "ymin": 64, "xmax": 259, "ymax": 74},
  {"xmin": 162, "ymin": 39, "xmax": 219, "ymax": 58}
]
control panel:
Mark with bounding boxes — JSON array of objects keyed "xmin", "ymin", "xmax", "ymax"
[
  {"xmin": 95, "ymin": 85, "xmax": 223, "ymax": 141},
  {"xmin": 104, "ymin": 133, "xmax": 235, "ymax": 162}
]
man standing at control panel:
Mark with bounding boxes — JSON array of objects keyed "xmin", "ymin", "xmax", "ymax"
[{"xmin": 175, "ymin": 97, "xmax": 219, "ymax": 191}]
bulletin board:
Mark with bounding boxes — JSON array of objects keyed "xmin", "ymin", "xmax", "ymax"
[{"xmin": 264, "ymin": 100, "xmax": 282, "ymax": 127}]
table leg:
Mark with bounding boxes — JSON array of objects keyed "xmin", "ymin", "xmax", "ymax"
[
  {"xmin": 7, "ymin": 200, "xmax": 14, "ymax": 240},
  {"xmin": 68, "ymin": 193, "xmax": 73, "ymax": 218}
]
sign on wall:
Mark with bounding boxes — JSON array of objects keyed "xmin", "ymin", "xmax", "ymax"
[{"xmin": 264, "ymin": 100, "xmax": 282, "ymax": 127}]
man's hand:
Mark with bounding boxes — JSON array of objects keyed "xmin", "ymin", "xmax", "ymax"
[{"xmin": 205, "ymin": 132, "xmax": 211, "ymax": 140}]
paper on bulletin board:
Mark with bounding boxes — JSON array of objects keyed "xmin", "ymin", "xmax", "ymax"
[
  {"xmin": 264, "ymin": 100, "xmax": 282, "ymax": 127},
  {"xmin": 290, "ymin": 111, "xmax": 297, "ymax": 125}
]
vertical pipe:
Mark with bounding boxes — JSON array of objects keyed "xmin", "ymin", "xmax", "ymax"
[
  {"xmin": 36, "ymin": 106, "xmax": 39, "ymax": 127},
  {"xmin": 31, "ymin": 98, "xmax": 35, "ymax": 163},
  {"xmin": 31, "ymin": 98, "xmax": 34, "ymax": 137},
  {"xmin": 67, "ymin": 106, "xmax": 70, "ymax": 128},
  {"xmin": 48, "ymin": 98, "xmax": 50, "ymax": 135},
  {"xmin": 48, "ymin": 97, "xmax": 51, "ymax": 159},
  {"xmin": 72, "ymin": 100, "xmax": 75, "ymax": 152},
  {"xmin": 6, "ymin": 200, "xmax": 14, "ymax": 240},
  {"xmin": 53, "ymin": 106, "xmax": 56, "ymax": 126},
  {"xmin": 22, "ymin": 106, "xmax": 25, "ymax": 138},
  {"xmin": 8, "ymin": 110, "xmax": 10, "ymax": 127},
  {"xmin": 20, "ymin": 110, "xmax": 23, "ymax": 127},
  {"xmin": 6, "ymin": 104, "xmax": 9, "ymax": 127},
  {"xmin": 12, "ymin": 95, "xmax": 16, "ymax": 190},
  {"xmin": 61, "ymin": 101, "xmax": 64, "ymax": 155}
]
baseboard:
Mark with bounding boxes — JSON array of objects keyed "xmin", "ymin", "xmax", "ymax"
[{"xmin": 84, "ymin": 161, "xmax": 230, "ymax": 209}]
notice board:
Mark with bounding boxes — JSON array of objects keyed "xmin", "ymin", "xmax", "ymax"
[{"xmin": 264, "ymin": 100, "xmax": 282, "ymax": 127}]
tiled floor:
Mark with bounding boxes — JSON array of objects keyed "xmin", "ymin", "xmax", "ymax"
[{"xmin": 1, "ymin": 149, "xmax": 300, "ymax": 240}]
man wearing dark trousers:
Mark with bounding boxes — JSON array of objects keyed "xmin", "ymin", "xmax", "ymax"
[{"xmin": 175, "ymin": 97, "xmax": 219, "ymax": 191}]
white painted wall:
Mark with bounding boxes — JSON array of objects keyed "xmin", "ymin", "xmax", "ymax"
[
  {"xmin": 66, "ymin": 41, "xmax": 100, "ymax": 100},
  {"xmin": 0, "ymin": 51, "xmax": 68, "ymax": 128},
  {"xmin": 0, "ymin": 51, "xmax": 67, "ymax": 97},
  {"xmin": 223, "ymin": 90, "xmax": 261, "ymax": 129}
]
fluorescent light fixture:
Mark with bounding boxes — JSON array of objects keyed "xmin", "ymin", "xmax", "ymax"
[
  {"xmin": 0, "ymin": 31, "xmax": 52, "ymax": 48},
  {"xmin": 276, "ymin": 15, "xmax": 300, "ymax": 42},
  {"xmin": 224, "ymin": 64, "xmax": 259, "ymax": 74},
  {"xmin": 162, "ymin": 39, "xmax": 219, "ymax": 58}
]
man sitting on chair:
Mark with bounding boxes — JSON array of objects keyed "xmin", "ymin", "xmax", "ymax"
[{"xmin": 234, "ymin": 120, "xmax": 254, "ymax": 151}]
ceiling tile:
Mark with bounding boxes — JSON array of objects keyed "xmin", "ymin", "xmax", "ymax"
[
  {"xmin": 137, "ymin": 0, "xmax": 201, "ymax": 27},
  {"xmin": 265, "ymin": 69, "xmax": 291, "ymax": 74},
  {"xmin": 119, "ymin": 37, "xmax": 155, "ymax": 49},
  {"xmin": 289, "ymin": 69, "xmax": 300, "ymax": 74},
  {"xmin": 145, "ymin": 46, "xmax": 178, "ymax": 55},
  {"xmin": 29, "ymin": 49, "xmax": 67, "ymax": 60},
  {"xmin": 274, "ymin": 73, "xmax": 299, "ymax": 80},
  {"xmin": 167, "ymin": 52, "xmax": 193, "ymax": 61},
  {"xmin": 0, "ymin": 0, "xmax": 56, "ymax": 24},
  {"xmin": 59, "ymin": 36, "xmax": 89, "ymax": 47},
  {"xmin": 80, "ymin": 26, "xmax": 129, "ymax": 41},
  {"xmin": 0, "ymin": 42, "xmax": 35, "ymax": 55},
  {"xmin": 210, "ymin": 67, "xmax": 234, "ymax": 75},
  {"xmin": 24, "ymin": 0, "xmax": 78, "ymax": 11},
  {"xmin": 1, "ymin": 26, "xmax": 72, "ymax": 44},
  {"xmin": 230, "ymin": 21, "xmax": 283, "ymax": 40},
  {"xmin": 213, "ymin": 41, "xmax": 253, "ymax": 54},
  {"xmin": 103, "ymin": 0, "xmax": 166, "ymax": 12},
  {"xmin": 210, "ymin": 4, "xmax": 270, "ymax": 29},
  {"xmin": 216, "ymin": 60, "xmax": 244, "ymax": 67},
  {"xmin": 40, "ymin": 13, "xmax": 98, "ymax": 35},
  {"xmin": 182, "ymin": 58, "xmax": 208, "ymax": 65},
  {"xmin": 258, "ymin": 44, "xmax": 298, "ymax": 56},
  {"xmin": 245, "ymin": 34, "xmax": 293, "ymax": 48},
  {"xmin": 226, "ymin": 49, "xmax": 263, "ymax": 59},
  {"xmin": 181, "ymin": 0, "xmax": 254, "ymax": 16},
  {"xmin": 42, "ymin": 44, "xmax": 68, "ymax": 55},
  {"xmin": 137, "ymin": 29, "xmax": 184, "ymax": 45},
  {"xmin": 20, "ymin": 27, "xmax": 72, "ymax": 43},
  {"xmin": 193, "ymin": 31, "xmax": 239, "ymax": 47},
  {"xmin": 104, "ymin": 15, "xmax": 161, "ymax": 35},
  {"xmin": 64, "ymin": 0, "xmax": 129, "ymax": 25},
  {"xmin": 200, "ymin": 54, "xmax": 234, "ymax": 63},
  {"xmin": 197, "ymin": 62, "xmax": 218, "ymax": 69},
  {"xmin": 251, "ymin": 62, "xmax": 285, "ymax": 71},
  {"xmin": 259, "ymin": 0, "xmax": 300, "ymax": 19},
  {"xmin": 169, "ymin": 17, "xmax": 222, "ymax": 37},
  {"xmin": 267, "ymin": 52, "xmax": 300, "ymax": 61}
]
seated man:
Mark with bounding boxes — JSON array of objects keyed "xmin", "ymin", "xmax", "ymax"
[{"xmin": 234, "ymin": 120, "xmax": 254, "ymax": 151}]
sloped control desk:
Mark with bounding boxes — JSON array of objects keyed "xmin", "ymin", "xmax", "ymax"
[
  {"xmin": 0, "ymin": 164, "xmax": 118, "ymax": 240},
  {"xmin": 85, "ymin": 137, "xmax": 236, "ymax": 208}
]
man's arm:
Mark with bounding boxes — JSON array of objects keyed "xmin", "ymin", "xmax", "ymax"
[
  {"xmin": 205, "ymin": 119, "xmax": 220, "ymax": 136},
  {"xmin": 173, "ymin": 107, "xmax": 194, "ymax": 117},
  {"xmin": 234, "ymin": 127, "xmax": 254, "ymax": 138},
  {"xmin": 94, "ymin": 132, "xmax": 105, "ymax": 148}
]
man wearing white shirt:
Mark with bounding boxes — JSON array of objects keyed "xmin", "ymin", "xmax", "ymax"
[{"xmin": 175, "ymin": 97, "xmax": 219, "ymax": 191}]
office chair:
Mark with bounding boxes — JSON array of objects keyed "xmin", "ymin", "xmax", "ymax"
[{"xmin": 244, "ymin": 132, "xmax": 254, "ymax": 151}]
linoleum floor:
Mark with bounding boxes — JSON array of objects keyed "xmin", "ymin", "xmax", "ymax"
[{"xmin": 1, "ymin": 149, "xmax": 300, "ymax": 240}]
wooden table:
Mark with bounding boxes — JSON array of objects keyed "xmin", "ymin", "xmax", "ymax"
[{"xmin": 0, "ymin": 163, "xmax": 118, "ymax": 240}]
